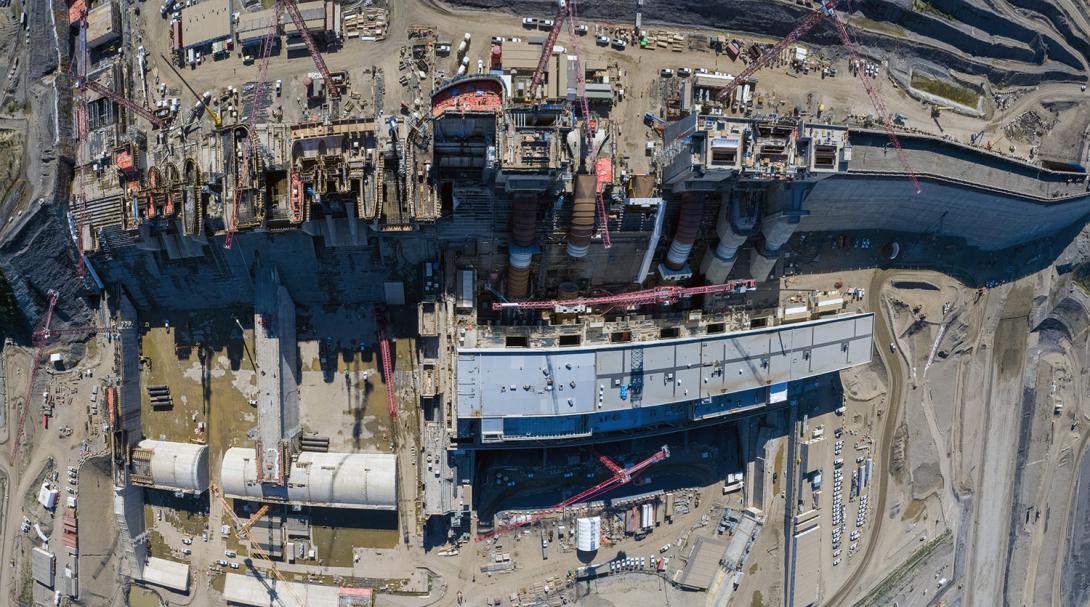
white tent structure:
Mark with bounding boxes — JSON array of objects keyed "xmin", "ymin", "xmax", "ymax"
[
  {"xmin": 131, "ymin": 440, "xmax": 210, "ymax": 493},
  {"xmin": 220, "ymin": 448, "xmax": 397, "ymax": 510}
]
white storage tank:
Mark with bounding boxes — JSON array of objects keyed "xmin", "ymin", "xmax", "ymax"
[{"xmin": 576, "ymin": 516, "xmax": 601, "ymax": 552}]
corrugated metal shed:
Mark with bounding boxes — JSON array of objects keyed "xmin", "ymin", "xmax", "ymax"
[
  {"xmin": 223, "ymin": 573, "xmax": 341, "ymax": 607},
  {"xmin": 181, "ymin": 0, "xmax": 231, "ymax": 49},
  {"xmin": 31, "ymin": 547, "xmax": 55, "ymax": 588},
  {"xmin": 134, "ymin": 440, "xmax": 209, "ymax": 493},
  {"xmin": 220, "ymin": 448, "xmax": 397, "ymax": 510},
  {"xmin": 140, "ymin": 558, "xmax": 189, "ymax": 592}
]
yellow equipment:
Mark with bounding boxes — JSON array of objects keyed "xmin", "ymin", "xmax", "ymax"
[{"xmin": 210, "ymin": 484, "xmax": 304, "ymax": 607}]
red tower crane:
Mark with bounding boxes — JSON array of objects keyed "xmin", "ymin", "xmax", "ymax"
[
  {"xmin": 77, "ymin": 78, "xmax": 166, "ymax": 130},
  {"xmin": 11, "ymin": 290, "xmax": 59, "ymax": 460},
  {"xmin": 712, "ymin": 1, "xmax": 921, "ymax": 194},
  {"xmin": 492, "ymin": 279, "xmax": 756, "ymax": 311},
  {"xmin": 529, "ymin": 2, "xmax": 569, "ymax": 95},
  {"xmin": 565, "ymin": 0, "xmax": 612, "ymax": 249},
  {"xmin": 282, "ymin": 0, "xmax": 339, "ymax": 98},
  {"xmin": 225, "ymin": 2, "xmax": 282, "ymax": 249},
  {"xmin": 477, "ymin": 445, "xmax": 670, "ymax": 541},
  {"xmin": 374, "ymin": 306, "xmax": 397, "ymax": 418}
]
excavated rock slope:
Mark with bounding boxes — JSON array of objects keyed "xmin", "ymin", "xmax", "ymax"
[{"xmin": 441, "ymin": 0, "xmax": 1090, "ymax": 86}]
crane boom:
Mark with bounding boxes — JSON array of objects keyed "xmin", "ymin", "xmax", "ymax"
[
  {"xmin": 477, "ymin": 445, "xmax": 669, "ymax": 541},
  {"xmin": 10, "ymin": 291, "xmax": 59, "ymax": 460},
  {"xmin": 710, "ymin": 1, "xmax": 921, "ymax": 192},
  {"xmin": 374, "ymin": 306, "xmax": 397, "ymax": 418},
  {"xmin": 282, "ymin": 0, "xmax": 339, "ymax": 98},
  {"xmin": 530, "ymin": 3, "xmax": 568, "ymax": 95},
  {"xmin": 211, "ymin": 484, "xmax": 305, "ymax": 607},
  {"xmin": 77, "ymin": 78, "xmax": 166, "ymax": 129},
  {"xmin": 158, "ymin": 53, "xmax": 222, "ymax": 127},
  {"xmin": 492, "ymin": 279, "xmax": 756, "ymax": 311},
  {"xmin": 713, "ymin": 8, "xmax": 827, "ymax": 104},
  {"xmin": 827, "ymin": 14, "xmax": 922, "ymax": 193},
  {"xmin": 565, "ymin": 0, "xmax": 611, "ymax": 248}
]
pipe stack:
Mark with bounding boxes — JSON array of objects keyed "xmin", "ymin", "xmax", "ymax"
[
  {"xmin": 664, "ymin": 193, "xmax": 705, "ymax": 271},
  {"xmin": 566, "ymin": 175, "xmax": 597, "ymax": 258},
  {"xmin": 507, "ymin": 193, "xmax": 539, "ymax": 299}
]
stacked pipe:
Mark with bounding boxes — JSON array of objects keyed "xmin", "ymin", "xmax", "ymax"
[
  {"xmin": 566, "ymin": 174, "xmax": 597, "ymax": 258},
  {"xmin": 664, "ymin": 193, "xmax": 705, "ymax": 271},
  {"xmin": 507, "ymin": 193, "xmax": 539, "ymax": 299},
  {"xmin": 701, "ymin": 196, "xmax": 750, "ymax": 283},
  {"xmin": 300, "ymin": 435, "xmax": 330, "ymax": 453}
]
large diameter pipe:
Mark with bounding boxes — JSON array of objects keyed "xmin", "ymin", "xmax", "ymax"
[
  {"xmin": 567, "ymin": 175, "xmax": 597, "ymax": 258},
  {"xmin": 664, "ymin": 193, "xmax": 705, "ymax": 271},
  {"xmin": 507, "ymin": 193, "xmax": 540, "ymax": 299}
]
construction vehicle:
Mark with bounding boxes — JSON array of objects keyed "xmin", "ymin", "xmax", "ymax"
[
  {"xmin": 477, "ymin": 445, "xmax": 670, "ymax": 541},
  {"xmin": 159, "ymin": 52, "xmax": 222, "ymax": 127}
]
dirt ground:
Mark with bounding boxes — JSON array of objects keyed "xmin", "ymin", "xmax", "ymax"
[{"xmin": 78, "ymin": 457, "xmax": 123, "ymax": 607}]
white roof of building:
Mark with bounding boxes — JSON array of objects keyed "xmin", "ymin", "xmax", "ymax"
[
  {"xmin": 140, "ymin": 557, "xmax": 189, "ymax": 592},
  {"xmin": 220, "ymin": 448, "xmax": 397, "ymax": 510},
  {"xmin": 222, "ymin": 572, "xmax": 340, "ymax": 607},
  {"xmin": 137, "ymin": 439, "xmax": 210, "ymax": 493}
]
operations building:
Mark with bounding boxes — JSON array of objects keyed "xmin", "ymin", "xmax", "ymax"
[
  {"xmin": 219, "ymin": 448, "xmax": 397, "ymax": 510},
  {"xmin": 129, "ymin": 440, "xmax": 210, "ymax": 494},
  {"xmin": 455, "ymin": 314, "xmax": 873, "ymax": 444},
  {"xmin": 85, "ymin": 1, "xmax": 121, "ymax": 49},
  {"xmin": 181, "ymin": 0, "xmax": 231, "ymax": 53}
]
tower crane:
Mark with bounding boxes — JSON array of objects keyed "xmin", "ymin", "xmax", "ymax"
[
  {"xmin": 210, "ymin": 484, "xmax": 305, "ymax": 607},
  {"xmin": 282, "ymin": 0, "xmax": 338, "ymax": 98},
  {"xmin": 159, "ymin": 53, "xmax": 222, "ymax": 127},
  {"xmin": 565, "ymin": 0, "xmax": 612, "ymax": 248},
  {"xmin": 708, "ymin": 0, "xmax": 921, "ymax": 193},
  {"xmin": 10, "ymin": 291, "xmax": 58, "ymax": 460},
  {"xmin": 491, "ymin": 279, "xmax": 756, "ymax": 311},
  {"xmin": 374, "ymin": 306, "xmax": 397, "ymax": 418},
  {"xmin": 225, "ymin": 2, "xmax": 282, "ymax": 249},
  {"xmin": 76, "ymin": 77, "xmax": 166, "ymax": 130},
  {"xmin": 74, "ymin": 14, "xmax": 90, "ymax": 279},
  {"xmin": 529, "ymin": 1, "xmax": 568, "ymax": 95},
  {"xmin": 476, "ymin": 445, "xmax": 670, "ymax": 541}
]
